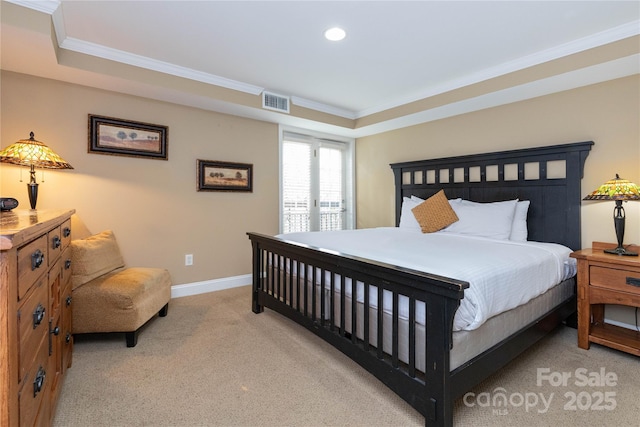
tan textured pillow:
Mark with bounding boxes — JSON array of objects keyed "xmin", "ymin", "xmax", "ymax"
[
  {"xmin": 411, "ymin": 190, "xmax": 459, "ymax": 233},
  {"xmin": 70, "ymin": 230, "xmax": 125, "ymax": 289}
]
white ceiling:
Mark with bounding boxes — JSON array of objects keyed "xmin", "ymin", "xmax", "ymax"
[{"xmin": 2, "ymin": 0, "xmax": 639, "ymax": 137}]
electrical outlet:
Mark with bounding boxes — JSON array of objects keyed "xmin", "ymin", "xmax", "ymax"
[{"xmin": 185, "ymin": 254, "xmax": 193, "ymax": 266}]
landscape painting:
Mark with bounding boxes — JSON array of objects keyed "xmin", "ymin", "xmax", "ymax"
[
  {"xmin": 88, "ymin": 115, "xmax": 168, "ymax": 160},
  {"xmin": 197, "ymin": 160, "xmax": 253, "ymax": 192}
]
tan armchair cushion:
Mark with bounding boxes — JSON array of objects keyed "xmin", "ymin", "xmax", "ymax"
[
  {"xmin": 72, "ymin": 267, "xmax": 172, "ymax": 334},
  {"xmin": 70, "ymin": 230, "xmax": 125, "ymax": 290}
]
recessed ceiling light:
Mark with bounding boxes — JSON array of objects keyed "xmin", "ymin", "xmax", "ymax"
[{"xmin": 324, "ymin": 27, "xmax": 346, "ymax": 42}]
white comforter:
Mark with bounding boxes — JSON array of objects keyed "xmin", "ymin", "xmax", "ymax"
[{"xmin": 277, "ymin": 228, "xmax": 575, "ymax": 331}]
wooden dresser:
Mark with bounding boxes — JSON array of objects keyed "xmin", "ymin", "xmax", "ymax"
[{"xmin": 0, "ymin": 209, "xmax": 75, "ymax": 426}]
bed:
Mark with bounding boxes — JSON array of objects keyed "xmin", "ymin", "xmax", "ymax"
[{"xmin": 247, "ymin": 141, "xmax": 593, "ymax": 426}]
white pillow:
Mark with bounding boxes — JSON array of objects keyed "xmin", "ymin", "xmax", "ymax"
[
  {"xmin": 399, "ymin": 197, "xmax": 421, "ymax": 230},
  {"xmin": 409, "ymin": 195, "xmax": 529, "ymax": 240},
  {"xmin": 509, "ymin": 200, "xmax": 530, "ymax": 241},
  {"xmin": 443, "ymin": 199, "xmax": 518, "ymax": 240}
]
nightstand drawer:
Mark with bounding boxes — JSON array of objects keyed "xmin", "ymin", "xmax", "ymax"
[{"xmin": 590, "ymin": 265, "xmax": 640, "ymax": 295}]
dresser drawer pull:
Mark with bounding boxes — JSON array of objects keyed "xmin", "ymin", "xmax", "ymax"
[
  {"xmin": 52, "ymin": 235, "xmax": 61, "ymax": 249},
  {"xmin": 33, "ymin": 366, "xmax": 46, "ymax": 397},
  {"xmin": 626, "ymin": 277, "xmax": 640, "ymax": 287},
  {"xmin": 66, "ymin": 295, "xmax": 72, "ymax": 306},
  {"xmin": 33, "ymin": 304, "xmax": 45, "ymax": 329},
  {"xmin": 65, "ymin": 259, "xmax": 72, "ymax": 270},
  {"xmin": 65, "ymin": 332, "xmax": 72, "ymax": 344},
  {"xmin": 31, "ymin": 249, "xmax": 44, "ymax": 270},
  {"xmin": 63, "ymin": 226, "xmax": 71, "ymax": 238}
]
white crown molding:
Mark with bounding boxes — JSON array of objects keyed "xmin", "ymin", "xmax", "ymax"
[
  {"xmin": 4, "ymin": 0, "xmax": 59, "ymax": 14},
  {"xmin": 50, "ymin": 1, "xmax": 66, "ymax": 44},
  {"xmin": 357, "ymin": 20, "xmax": 640, "ymax": 118},
  {"xmin": 350, "ymin": 54, "xmax": 639, "ymax": 138},
  {"xmin": 290, "ymin": 96, "xmax": 357, "ymax": 120},
  {"xmin": 58, "ymin": 37, "xmax": 265, "ymax": 95}
]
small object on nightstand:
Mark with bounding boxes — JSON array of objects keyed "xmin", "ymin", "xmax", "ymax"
[
  {"xmin": 570, "ymin": 242, "xmax": 640, "ymax": 356},
  {"xmin": 0, "ymin": 197, "xmax": 18, "ymax": 211}
]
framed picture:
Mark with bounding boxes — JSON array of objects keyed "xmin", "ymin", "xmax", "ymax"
[
  {"xmin": 88, "ymin": 114, "xmax": 168, "ymax": 160},
  {"xmin": 197, "ymin": 160, "xmax": 253, "ymax": 192}
]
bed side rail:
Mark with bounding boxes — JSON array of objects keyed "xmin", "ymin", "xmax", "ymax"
[{"xmin": 248, "ymin": 231, "xmax": 468, "ymax": 424}]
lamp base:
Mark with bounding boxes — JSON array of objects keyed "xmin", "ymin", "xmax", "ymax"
[
  {"xmin": 27, "ymin": 182, "xmax": 39, "ymax": 210},
  {"xmin": 604, "ymin": 246, "xmax": 638, "ymax": 256}
]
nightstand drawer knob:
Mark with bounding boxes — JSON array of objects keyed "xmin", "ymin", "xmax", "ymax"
[{"xmin": 626, "ymin": 277, "xmax": 640, "ymax": 287}]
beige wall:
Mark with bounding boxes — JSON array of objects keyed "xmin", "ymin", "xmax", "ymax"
[
  {"xmin": 356, "ymin": 75, "xmax": 640, "ymax": 251},
  {"xmin": 1, "ymin": 71, "xmax": 279, "ymax": 285}
]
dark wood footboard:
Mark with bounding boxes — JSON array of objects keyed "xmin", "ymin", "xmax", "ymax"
[
  {"xmin": 248, "ymin": 232, "xmax": 578, "ymax": 426},
  {"xmin": 248, "ymin": 231, "xmax": 468, "ymax": 425}
]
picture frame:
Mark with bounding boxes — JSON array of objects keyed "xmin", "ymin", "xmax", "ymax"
[
  {"xmin": 88, "ymin": 114, "xmax": 168, "ymax": 160},
  {"xmin": 197, "ymin": 160, "xmax": 253, "ymax": 192}
]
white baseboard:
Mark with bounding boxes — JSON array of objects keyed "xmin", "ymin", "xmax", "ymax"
[
  {"xmin": 605, "ymin": 318, "xmax": 640, "ymax": 332},
  {"xmin": 171, "ymin": 274, "xmax": 251, "ymax": 298}
]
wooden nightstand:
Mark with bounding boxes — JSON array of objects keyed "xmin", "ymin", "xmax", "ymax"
[{"xmin": 570, "ymin": 242, "xmax": 640, "ymax": 356}]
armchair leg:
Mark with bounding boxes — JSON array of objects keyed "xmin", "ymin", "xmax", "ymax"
[
  {"xmin": 159, "ymin": 303, "xmax": 169, "ymax": 317},
  {"xmin": 126, "ymin": 330, "xmax": 139, "ymax": 347},
  {"xmin": 124, "ymin": 303, "xmax": 168, "ymax": 347}
]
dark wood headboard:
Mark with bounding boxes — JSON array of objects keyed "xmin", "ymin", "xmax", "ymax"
[{"xmin": 390, "ymin": 142, "xmax": 593, "ymax": 251}]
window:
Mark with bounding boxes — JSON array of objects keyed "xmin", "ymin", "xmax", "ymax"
[{"xmin": 280, "ymin": 128, "xmax": 354, "ymax": 233}]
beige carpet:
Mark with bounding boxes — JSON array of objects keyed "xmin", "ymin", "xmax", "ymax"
[{"xmin": 54, "ymin": 285, "xmax": 639, "ymax": 426}]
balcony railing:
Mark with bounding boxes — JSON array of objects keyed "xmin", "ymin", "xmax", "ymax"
[{"xmin": 283, "ymin": 210, "xmax": 343, "ymax": 233}]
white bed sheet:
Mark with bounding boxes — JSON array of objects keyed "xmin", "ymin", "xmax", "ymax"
[{"xmin": 277, "ymin": 228, "xmax": 575, "ymax": 331}]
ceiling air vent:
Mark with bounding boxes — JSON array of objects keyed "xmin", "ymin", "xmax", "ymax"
[{"xmin": 262, "ymin": 91, "xmax": 290, "ymax": 114}]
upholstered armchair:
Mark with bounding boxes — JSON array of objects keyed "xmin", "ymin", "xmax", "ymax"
[{"xmin": 70, "ymin": 230, "xmax": 171, "ymax": 347}]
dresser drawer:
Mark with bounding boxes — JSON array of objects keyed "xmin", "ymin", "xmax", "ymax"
[
  {"xmin": 48, "ymin": 225, "xmax": 62, "ymax": 265},
  {"xmin": 18, "ymin": 334, "xmax": 49, "ymax": 427},
  {"xmin": 590, "ymin": 265, "xmax": 640, "ymax": 295},
  {"xmin": 61, "ymin": 218, "xmax": 72, "ymax": 249},
  {"xmin": 18, "ymin": 276, "xmax": 49, "ymax": 385},
  {"xmin": 60, "ymin": 246, "xmax": 72, "ymax": 288},
  {"xmin": 17, "ymin": 235, "xmax": 48, "ymax": 300}
]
